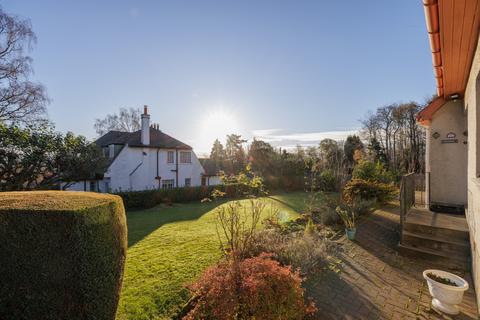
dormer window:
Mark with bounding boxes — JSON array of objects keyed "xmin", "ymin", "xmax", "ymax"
[{"xmin": 102, "ymin": 147, "xmax": 109, "ymax": 158}]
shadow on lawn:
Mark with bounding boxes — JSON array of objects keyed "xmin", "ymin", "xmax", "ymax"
[{"xmin": 126, "ymin": 200, "xmax": 226, "ymax": 247}]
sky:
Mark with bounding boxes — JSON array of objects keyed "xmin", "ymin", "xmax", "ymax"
[{"xmin": 2, "ymin": 1, "xmax": 435, "ymax": 155}]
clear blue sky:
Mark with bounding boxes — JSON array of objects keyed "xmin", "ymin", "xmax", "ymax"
[{"xmin": 2, "ymin": 0, "xmax": 435, "ymax": 154}]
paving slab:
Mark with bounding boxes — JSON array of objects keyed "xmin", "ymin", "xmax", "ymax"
[{"xmin": 308, "ymin": 203, "xmax": 478, "ymax": 320}]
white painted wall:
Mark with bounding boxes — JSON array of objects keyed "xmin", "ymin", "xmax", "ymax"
[
  {"xmin": 108, "ymin": 146, "xmax": 203, "ymax": 191},
  {"xmin": 206, "ymin": 176, "xmax": 222, "ymax": 186},
  {"xmin": 463, "ymin": 31, "xmax": 480, "ymax": 311},
  {"xmin": 427, "ymin": 100, "xmax": 468, "ymax": 206},
  {"xmin": 64, "ymin": 146, "xmax": 205, "ymax": 192}
]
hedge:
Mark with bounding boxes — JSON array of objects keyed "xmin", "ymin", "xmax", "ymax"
[
  {"xmin": 115, "ymin": 184, "xmax": 256, "ymax": 210},
  {"xmin": 0, "ymin": 191, "xmax": 127, "ymax": 320}
]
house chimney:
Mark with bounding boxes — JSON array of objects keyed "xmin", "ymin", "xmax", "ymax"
[{"xmin": 141, "ymin": 105, "xmax": 150, "ymax": 145}]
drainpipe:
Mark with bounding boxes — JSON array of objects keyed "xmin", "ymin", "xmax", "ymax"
[
  {"xmin": 157, "ymin": 148, "xmax": 160, "ymax": 189},
  {"xmin": 175, "ymin": 148, "xmax": 179, "ymax": 188},
  {"xmin": 425, "ymin": 124, "xmax": 431, "ymax": 208}
]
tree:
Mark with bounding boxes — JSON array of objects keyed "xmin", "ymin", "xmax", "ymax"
[
  {"xmin": 0, "ymin": 122, "xmax": 106, "ymax": 191},
  {"xmin": 94, "ymin": 107, "xmax": 141, "ymax": 136},
  {"xmin": 361, "ymin": 101, "xmax": 425, "ymax": 174},
  {"xmin": 248, "ymin": 139, "xmax": 276, "ymax": 175},
  {"xmin": 210, "ymin": 139, "xmax": 226, "ymax": 163},
  {"xmin": 225, "ymin": 134, "xmax": 247, "ymax": 173},
  {"xmin": 0, "ymin": 8, "xmax": 48, "ymax": 124},
  {"xmin": 344, "ymin": 135, "xmax": 364, "ymax": 167}
]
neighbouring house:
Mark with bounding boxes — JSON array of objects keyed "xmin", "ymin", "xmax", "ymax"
[
  {"xmin": 399, "ymin": 0, "xmax": 480, "ymax": 312},
  {"xmin": 199, "ymin": 158, "xmax": 223, "ymax": 186},
  {"xmin": 64, "ymin": 106, "xmax": 218, "ymax": 192}
]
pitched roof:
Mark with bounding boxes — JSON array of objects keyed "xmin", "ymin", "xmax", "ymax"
[
  {"xmin": 199, "ymin": 158, "xmax": 221, "ymax": 176},
  {"xmin": 95, "ymin": 127, "xmax": 192, "ymax": 150},
  {"xmin": 95, "ymin": 131, "xmax": 131, "ymax": 147},
  {"xmin": 416, "ymin": 96, "xmax": 446, "ymax": 125}
]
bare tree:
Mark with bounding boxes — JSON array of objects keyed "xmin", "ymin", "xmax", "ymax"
[
  {"xmin": 361, "ymin": 102, "xmax": 425, "ymax": 174},
  {"xmin": 94, "ymin": 107, "xmax": 141, "ymax": 136},
  {"xmin": 0, "ymin": 8, "xmax": 48, "ymax": 124}
]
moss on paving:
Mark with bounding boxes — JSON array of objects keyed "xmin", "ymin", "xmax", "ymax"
[{"xmin": 117, "ymin": 192, "xmax": 326, "ymax": 320}]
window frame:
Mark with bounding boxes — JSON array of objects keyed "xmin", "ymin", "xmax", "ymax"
[
  {"xmin": 162, "ymin": 179, "xmax": 175, "ymax": 189},
  {"xmin": 180, "ymin": 151, "xmax": 192, "ymax": 164},
  {"xmin": 184, "ymin": 178, "xmax": 191, "ymax": 187},
  {"xmin": 167, "ymin": 151, "xmax": 174, "ymax": 164}
]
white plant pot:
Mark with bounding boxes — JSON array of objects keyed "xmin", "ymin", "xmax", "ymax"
[{"xmin": 423, "ymin": 269, "xmax": 469, "ymax": 315}]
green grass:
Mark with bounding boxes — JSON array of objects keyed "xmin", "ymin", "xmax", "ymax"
[{"xmin": 117, "ymin": 191, "xmax": 329, "ymax": 320}]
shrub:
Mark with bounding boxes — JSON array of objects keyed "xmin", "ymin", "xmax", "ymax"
[
  {"xmin": 352, "ymin": 160, "xmax": 394, "ymax": 183},
  {"xmin": 343, "ymin": 178, "xmax": 397, "ymax": 204},
  {"xmin": 0, "ymin": 191, "xmax": 127, "ymax": 320},
  {"xmin": 318, "ymin": 170, "xmax": 337, "ymax": 192},
  {"xmin": 245, "ymin": 229, "xmax": 335, "ymax": 275},
  {"xmin": 184, "ymin": 253, "xmax": 315, "ymax": 320}
]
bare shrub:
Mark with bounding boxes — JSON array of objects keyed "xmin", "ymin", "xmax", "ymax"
[{"xmin": 245, "ymin": 229, "xmax": 336, "ymax": 275}]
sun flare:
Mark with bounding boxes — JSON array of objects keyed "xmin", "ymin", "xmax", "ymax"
[{"xmin": 198, "ymin": 108, "xmax": 241, "ymax": 152}]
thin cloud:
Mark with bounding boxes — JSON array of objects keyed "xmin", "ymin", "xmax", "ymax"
[{"xmin": 252, "ymin": 128, "xmax": 360, "ymax": 149}]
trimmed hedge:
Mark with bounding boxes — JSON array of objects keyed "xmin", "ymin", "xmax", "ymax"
[
  {"xmin": 0, "ymin": 191, "xmax": 127, "ymax": 320},
  {"xmin": 115, "ymin": 184, "xmax": 254, "ymax": 210}
]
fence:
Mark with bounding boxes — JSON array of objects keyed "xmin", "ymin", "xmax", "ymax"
[{"xmin": 399, "ymin": 173, "xmax": 426, "ymax": 240}]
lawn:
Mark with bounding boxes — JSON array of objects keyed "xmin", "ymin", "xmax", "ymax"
[{"xmin": 116, "ymin": 191, "xmax": 330, "ymax": 320}]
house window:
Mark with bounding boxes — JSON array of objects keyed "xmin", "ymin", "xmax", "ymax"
[
  {"xmin": 103, "ymin": 147, "xmax": 109, "ymax": 158},
  {"xmin": 180, "ymin": 151, "xmax": 191, "ymax": 163},
  {"xmin": 89, "ymin": 181, "xmax": 97, "ymax": 192},
  {"xmin": 162, "ymin": 179, "xmax": 175, "ymax": 189},
  {"xmin": 167, "ymin": 151, "xmax": 174, "ymax": 164},
  {"xmin": 185, "ymin": 178, "xmax": 191, "ymax": 187}
]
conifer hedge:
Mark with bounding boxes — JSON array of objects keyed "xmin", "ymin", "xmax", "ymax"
[{"xmin": 0, "ymin": 191, "xmax": 127, "ymax": 320}]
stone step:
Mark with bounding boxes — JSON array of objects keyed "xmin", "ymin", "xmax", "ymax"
[
  {"xmin": 403, "ymin": 222, "xmax": 469, "ymax": 243},
  {"xmin": 401, "ymin": 230, "xmax": 470, "ymax": 258},
  {"xmin": 398, "ymin": 243, "xmax": 470, "ymax": 269}
]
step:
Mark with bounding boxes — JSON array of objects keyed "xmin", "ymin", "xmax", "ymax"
[
  {"xmin": 402, "ymin": 230, "xmax": 470, "ymax": 258},
  {"xmin": 398, "ymin": 243, "xmax": 470, "ymax": 269},
  {"xmin": 403, "ymin": 222, "xmax": 469, "ymax": 243}
]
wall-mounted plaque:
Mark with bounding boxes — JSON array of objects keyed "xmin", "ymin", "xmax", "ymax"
[
  {"xmin": 441, "ymin": 131, "xmax": 458, "ymax": 143},
  {"xmin": 441, "ymin": 139, "xmax": 458, "ymax": 144}
]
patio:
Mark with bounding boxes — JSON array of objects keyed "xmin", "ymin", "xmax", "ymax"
[{"xmin": 309, "ymin": 203, "xmax": 478, "ymax": 320}]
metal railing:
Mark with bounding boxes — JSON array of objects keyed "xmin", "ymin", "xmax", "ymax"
[{"xmin": 399, "ymin": 173, "xmax": 426, "ymax": 241}]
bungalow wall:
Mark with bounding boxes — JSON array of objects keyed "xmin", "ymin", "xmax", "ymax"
[
  {"xmin": 427, "ymin": 99, "xmax": 468, "ymax": 207},
  {"xmin": 463, "ymin": 32, "xmax": 480, "ymax": 309}
]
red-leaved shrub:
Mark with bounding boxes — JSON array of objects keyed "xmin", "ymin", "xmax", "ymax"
[{"xmin": 184, "ymin": 253, "xmax": 315, "ymax": 320}]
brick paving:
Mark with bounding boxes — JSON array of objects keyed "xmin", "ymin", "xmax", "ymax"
[{"xmin": 308, "ymin": 203, "xmax": 478, "ymax": 320}]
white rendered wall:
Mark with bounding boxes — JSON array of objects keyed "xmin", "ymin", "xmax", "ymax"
[
  {"xmin": 463, "ymin": 31, "xmax": 480, "ymax": 312},
  {"xmin": 104, "ymin": 146, "xmax": 205, "ymax": 192}
]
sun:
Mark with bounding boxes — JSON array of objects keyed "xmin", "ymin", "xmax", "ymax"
[{"xmin": 198, "ymin": 108, "xmax": 241, "ymax": 152}]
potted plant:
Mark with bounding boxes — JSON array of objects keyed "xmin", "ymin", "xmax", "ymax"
[
  {"xmin": 336, "ymin": 206, "xmax": 356, "ymax": 240},
  {"xmin": 423, "ymin": 269, "xmax": 469, "ymax": 315}
]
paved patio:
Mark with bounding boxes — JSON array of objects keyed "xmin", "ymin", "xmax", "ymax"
[{"xmin": 308, "ymin": 203, "xmax": 478, "ymax": 320}]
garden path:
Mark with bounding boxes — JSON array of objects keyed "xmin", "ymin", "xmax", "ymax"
[{"xmin": 309, "ymin": 203, "xmax": 478, "ymax": 320}]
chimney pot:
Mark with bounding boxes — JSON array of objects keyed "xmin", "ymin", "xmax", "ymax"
[{"xmin": 144, "ymin": 105, "xmax": 148, "ymax": 115}]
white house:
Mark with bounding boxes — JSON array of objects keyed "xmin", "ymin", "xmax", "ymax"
[{"xmin": 65, "ymin": 106, "xmax": 215, "ymax": 192}]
